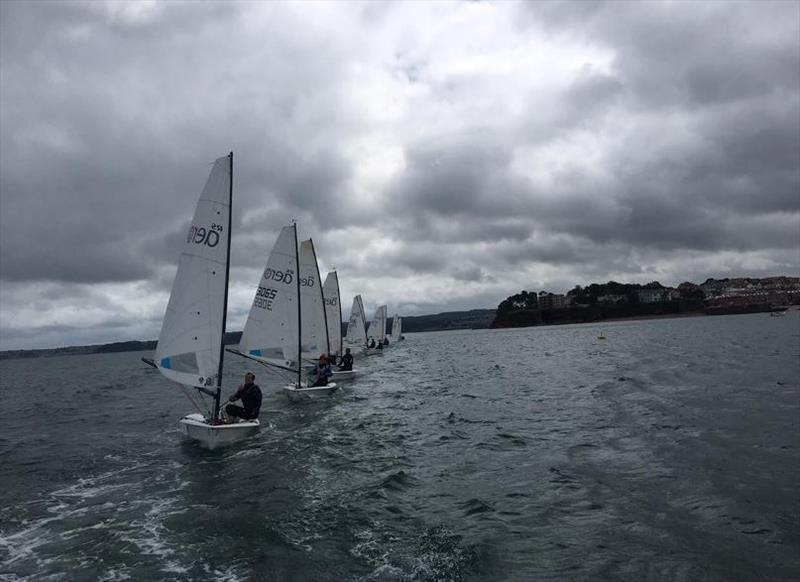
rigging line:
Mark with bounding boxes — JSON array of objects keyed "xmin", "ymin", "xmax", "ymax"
[
  {"xmin": 179, "ymin": 385, "xmax": 207, "ymax": 416},
  {"xmin": 261, "ymin": 365, "xmax": 291, "ymax": 382},
  {"xmin": 226, "ymin": 349, "xmax": 297, "ymax": 373}
]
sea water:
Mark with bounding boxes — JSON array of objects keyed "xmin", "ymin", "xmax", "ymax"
[{"xmin": 1, "ymin": 312, "xmax": 798, "ymax": 581}]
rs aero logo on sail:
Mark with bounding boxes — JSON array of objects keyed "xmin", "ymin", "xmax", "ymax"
[
  {"xmin": 264, "ymin": 268, "xmax": 294, "ymax": 284},
  {"xmin": 186, "ymin": 223, "xmax": 223, "ymax": 247}
]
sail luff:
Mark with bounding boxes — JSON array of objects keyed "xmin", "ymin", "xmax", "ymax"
[
  {"xmin": 294, "ymin": 225, "xmax": 301, "ymax": 387},
  {"xmin": 213, "ymin": 151, "xmax": 233, "ymax": 420},
  {"xmin": 358, "ymin": 296, "xmax": 368, "ymax": 343},
  {"xmin": 309, "ymin": 239, "xmax": 330, "ymax": 356},
  {"xmin": 335, "ymin": 272, "xmax": 343, "ymax": 354}
]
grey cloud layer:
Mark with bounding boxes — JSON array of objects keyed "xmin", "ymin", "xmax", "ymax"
[{"xmin": 1, "ymin": 0, "xmax": 798, "ymax": 349}]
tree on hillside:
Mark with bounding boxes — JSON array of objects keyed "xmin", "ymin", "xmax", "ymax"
[
  {"xmin": 497, "ymin": 290, "xmax": 538, "ymax": 314},
  {"xmin": 678, "ymin": 282, "xmax": 704, "ymax": 300}
]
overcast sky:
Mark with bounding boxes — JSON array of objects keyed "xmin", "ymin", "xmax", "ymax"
[{"xmin": 1, "ymin": 0, "xmax": 798, "ymax": 350}]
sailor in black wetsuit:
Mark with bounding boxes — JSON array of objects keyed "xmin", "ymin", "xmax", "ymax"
[
  {"xmin": 225, "ymin": 372, "xmax": 262, "ymax": 422},
  {"xmin": 338, "ymin": 348, "xmax": 354, "ymax": 371}
]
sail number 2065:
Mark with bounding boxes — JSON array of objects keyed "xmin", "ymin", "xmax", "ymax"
[{"xmin": 254, "ymin": 286, "xmax": 277, "ymax": 310}]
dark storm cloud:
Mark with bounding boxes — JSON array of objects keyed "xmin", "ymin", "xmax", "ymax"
[{"xmin": 0, "ymin": 0, "xmax": 361, "ymax": 285}]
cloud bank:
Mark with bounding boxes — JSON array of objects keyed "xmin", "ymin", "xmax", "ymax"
[{"xmin": 1, "ymin": 0, "xmax": 798, "ymax": 349}]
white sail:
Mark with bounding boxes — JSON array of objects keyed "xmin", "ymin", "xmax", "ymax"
[
  {"xmin": 238, "ymin": 225, "xmax": 300, "ymax": 368},
  {"xmin": 345, "ymin": 295, "xmax": 367, "ymax": 346},
  {"xmin": 323, "ymin": 272, "xmax": 342, "ymax": 356},
  {"xmin": 299, "ymin": 239, "xmax": 329, "ymax": 360},
  {"xmin": 391, "ymin": 314, "xmax": 402, "ymax": 341},
  {"xmin": 367, "ymin": 305, "xmax": 387, "ymax": 340},
  {"xmin": 155, "ymin": 155, "xmax": 231, "ymax": 389}
]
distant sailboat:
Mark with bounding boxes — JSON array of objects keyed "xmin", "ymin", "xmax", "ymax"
[
  {"xmin": 366, "ymin": 304, "xmax": 388, "ymax": 354},
  {"xmin": 323, "ymin": 271, "xmax": 358, "ymax": 380},
  {"xmin": 146, "ymin": 153, "xmax": 259, "ymax": 449},
  {"xmin": 344, "ymin": 294, "xmax": 368, "ymax": 349},
  {"xmin": 390, "ymin": 314, "xmax": 402, "ymax": 342}
]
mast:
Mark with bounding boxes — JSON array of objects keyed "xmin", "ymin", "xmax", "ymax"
[
  {"xmin": 310, "ymin": 239, "xmax": 330, "ymax": 356},
  {"xmin": 335, "ymin": 272, "xmax": 342, "ymax": 354},
  {"xmin": 359, "ymin": 296, "xmax": 368, "ymax": 345},
  {"xmin": 213, "ymin": 151, "xmax": 233, "ymax": 421},
  {"xmin": 294, "ymin": 224, "xmax": 301, "ymax": 387}
]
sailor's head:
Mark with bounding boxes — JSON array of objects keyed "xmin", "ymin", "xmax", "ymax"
[
  {"xmin": 345, "ymin": 348, "xmax": 351, "ymax": 354},
  {"xmin": 319, "ymin": 354, "xmax": 327, "ymax": 362},
  {"xmin": 244, "ymin": 371, "xmax": 255, "ymax": 383}
]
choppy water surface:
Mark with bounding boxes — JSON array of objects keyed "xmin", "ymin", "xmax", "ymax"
[{"xmin": 1, "ymin": 313, "xmax": 799, "ymax": 581}]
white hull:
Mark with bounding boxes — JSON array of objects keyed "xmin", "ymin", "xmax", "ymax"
[
  {"xmin": 179, "ymin": 413, "xmax": 260, "ymax": 450},
  {"xmin": 332, "ymin": 369, "xmax": 357, "ymax": 380},
  {"xmin": 283, "ymin": 382, "xmax": 338, "ymax": 401},
  {"xmin": 365, "ymin": 348, "xmax": 384, "ymax": 356}
]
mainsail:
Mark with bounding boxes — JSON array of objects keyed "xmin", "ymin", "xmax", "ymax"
[
  {"xmin": 238, "ymin": 225, "xmax": 300, "ymax": 368},
  {"xmin": 155, "ymin": 155, "xmax": 231, "ymax": 390},
  {"xmin": 345, "ymin": 295, "xmax": 367, "ymax": 346},
  {"xmin": 323, "ymin": 272, "xmax": 342, "ymax": 356},
  {"xmin": 368, "ymin": 305, "xmax": 388, "ymax": 341},
  {"xmin": 391, "ymin": 314, "xmax": 402, "ymax": 342},
  {"xmin": 299, "ymin": 239, "xmax": 329, "ymax": 359}
]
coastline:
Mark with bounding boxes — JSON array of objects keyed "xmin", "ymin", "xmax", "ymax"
[{"xmin": 490, "ymin": 304, "xmax": 796, "ymax": 331}]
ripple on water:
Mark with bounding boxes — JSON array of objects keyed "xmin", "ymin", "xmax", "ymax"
[
  {"xmin": 380, "ymin": 470, "xmax": 418, "ymax": 492},
  {"xmin": 459, "ymin": 498, "xmax": 494, "ymax": 517}
]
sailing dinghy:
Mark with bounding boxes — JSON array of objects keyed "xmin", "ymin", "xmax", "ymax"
[
  {"xmin": 366, "ymin": 304, "xmax": 388, "ymax": 355},
  {"xmin": 230, "ymin": 226, "xmax": 337, "ymax": 402},
  {"xmin": 390, "ymin": 314, "xmax": 403, "ymax": 342},
  {"xmin": 148, "ymin": 153, "xmax": 258, "ymax": 449},
  {"xmin": 344, "ymin": 294, "xmax": 368, "ymax": 351},
  {"xmin": 284, "ymin": 236, "xmax": 339, "ymax": 401},
  {"xmin": 323, "ymin": 271, "xmax": 358, "ymax": 380}
]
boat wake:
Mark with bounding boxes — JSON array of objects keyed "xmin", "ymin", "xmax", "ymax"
[{"xmin": 0, "ymin": 457, "xmax": 230, "ymax": 580}]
